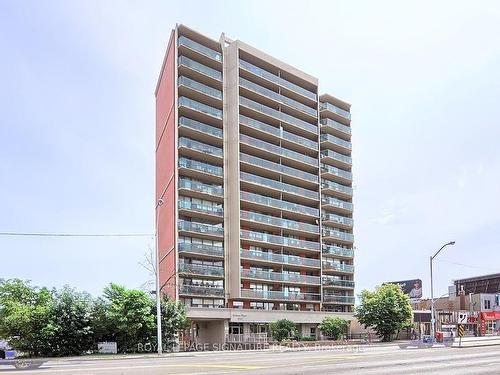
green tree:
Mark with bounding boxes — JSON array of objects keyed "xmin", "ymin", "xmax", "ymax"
[
  {"xmin": 319, "ymin": 317, "xmax": 349, "ymax": 340},
  {"xmin": 159, "ymin": 297, "xmax": 189, "ymax": 350},
  {"xmin": 50, "ymin": 286, "xmax": 94, "ymax": 356},
  {"xmin": 269, "ymin": 319, "xmax": 298, "ymax": 342},
  {"xmin": 0, "ymin": 279, "xmax": 56, "ymax": 356},
  {"xmin": 355, "ymin": 283, "xmax": 413, "ymax": 342},
  {"xmin": 99, "ymin": 283, "xmax": 155, "ymax": 352}
]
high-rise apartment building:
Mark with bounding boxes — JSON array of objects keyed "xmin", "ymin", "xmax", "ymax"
[{"xmin": 155, "ymin": 24, "xmax": 354, "ymax": 345}]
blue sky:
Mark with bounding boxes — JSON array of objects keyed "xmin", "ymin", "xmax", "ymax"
[{"xmin": 1, "ymin": 0, "xmax": 499, "ymax": 298}]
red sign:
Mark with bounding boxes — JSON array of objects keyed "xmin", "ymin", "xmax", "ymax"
[{"xmin": 481, "ymin": 312, "xmax": 500, "ymax": 321}]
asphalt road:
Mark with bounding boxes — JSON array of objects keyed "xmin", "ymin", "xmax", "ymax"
[{"xmin": 1, "ymin": 344, "xmax": 499, "ymax": 374}]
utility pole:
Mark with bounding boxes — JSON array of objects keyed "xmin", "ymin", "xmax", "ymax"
[{"xmin": 155, "ymin": 198, "xmax": 164, "ymax": 355}]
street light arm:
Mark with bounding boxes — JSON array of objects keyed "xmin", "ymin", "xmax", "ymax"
[{"xmin": 431, "ymin": 241, "xmax": 456, "ymax": 260}]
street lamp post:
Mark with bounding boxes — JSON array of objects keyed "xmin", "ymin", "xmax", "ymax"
[
  {"xmin": 155, "ymin": 198, "xmax": 164, "ymax": 355},
  {"xmin": 430, "ymin": 241, "xmax": 456, "ymax": 342}
]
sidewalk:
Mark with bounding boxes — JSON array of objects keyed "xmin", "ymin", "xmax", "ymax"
[{"xmin": 452, "ymin": 335, "xmax": 500, "ymax": 348}]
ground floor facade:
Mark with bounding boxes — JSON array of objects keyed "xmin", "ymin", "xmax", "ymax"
[{"xmin": 182, "ymin": 308, "xmax": 354, "ymax": 348}]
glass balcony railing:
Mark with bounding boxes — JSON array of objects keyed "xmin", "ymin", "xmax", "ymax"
[
  {"xmin": 179, "ymin": 117, "xmax": 222, "ymax": 138},
  {"xmin": 240, "ymin": 210, "xmax": 319, "ymax": 234},
  {"xmin": 241, "ymin": 289, "xmax": 321, "ymax": 301},
  {"xmin": 179, "ymin": 178, "xmax": 223, "ymax": 197},
  {"xmin": 239, "ymin": 115, "xmax": 318, "ymax": 150},
  {"xmin": 323, "ymin": 295, "xmax": 355, "ymax": 304},
  {"xmin": 178, "ymin": 137, "xmax": 223, "ymax": 158},
  {"xmin": 321, "ymin": 118, "xmax": 351, "ymax": 136},
  {"xmin": 178, "ymin": 76, "xmax": 222, "ymax": 100},
  {"xmin": 240, "ymin": 268, "xmax": 321, "ymax": 284},
  {"xmin": 321, "ymin": 195, "xmax": 353, "ymax": 211},
  {"xmin": 178, "ymin": 262, "xmax": 224, "ymax": 276},
  {"xmin": 322, "ymin": 213, "xmax": 353, "ymax": 227},
  {"xmin": 322, "ymin": 277, "xmax": 355, "ymax": 288},
  {"xmin": 178, "ymin": 242, "xmax": 224, "ymax": 257},
  {"xmin": 240, "ymin": 134, "xmax": 318, "ymax": 167},
  {"xmin": 240, "ymin": 191, "xmax": 319, "ymax": 217},
  {"xmin": 178, "ymin": 200, "xmax": 223, "ymax": 216},
  {"xmin": 239, "ymin": 59, "xmax": 316, "ymax": 101},
  {"xmin": 178, "ymin": 36, "xmax": 222, "ymax": 62},
  {"xmin": 178, "ymin": 96, "xmax": 222, "ymax": 119},
  {"xmin": 322, "ymin": 262, "xmax": 355, "ymax": 273},
  {"xmin": 240, "ymin": 249, "xmax": 321, "ymax": 268},
  {"xmin": 178, "ymin": 55, "xmax": 222, "ymax": 81},
  {"xmin": 320, "ymin": 134, "xmax": 352, "ymax": 151},
  {"xmin": 240, "ymin": 229, "xmax": 320, "ymax": 251},
  {"xmin": 322, "ymin": 229, "xmax": 354, "ymax": 242},
  {"xmin": 179, "ymin": 284, "xmax": 225, "ymax": 297},
  {"xmin": 240, "ymin": 153, "xmax": 318, "ymax": 183},
  {"xmin": 321, "ymin": 150, "xmax": 352, "ymax": 166},
  {"xmin": 240, "ymin": 172, "xmax": 319, "ymax": 200},
  {"xmin": 320, "ymin": 102, "xmax": 351, "ymax": 121},
  {"xmin": 178, "ymin": 220, "xmax": 224, "ymax": 236},
  {"xmin": 178, "ymin": 157, "xmax": 223, "ymax": 177},
  {"xmin": 322, "ymin": 245, "xmax": 354, "ymax": 258},
  {"xmin": 239, "ymin": 96, "xmax": 317, "ymax": 134},
  {"xmin": 321, "ymin": 179, "xmax": 353, "ymax": 197},
  {"xmin": 321, "ymin": 163, "xmax": 352, "ymax": 181},
  {"xmin": 239, "ymin": 78, "xmax": 317, "ymax": 116}
]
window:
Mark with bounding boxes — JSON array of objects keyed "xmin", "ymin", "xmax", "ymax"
[
  {"xmin": 484, "ymin": 299, "xmax": 492, "ymax": 310},
  {"xmin": 233, "ymin": 301, "xmax": 244, "ymax": 309},
  {"xmin": 310, "ymin": 327, "xmax": 316, "ymax": 337}
]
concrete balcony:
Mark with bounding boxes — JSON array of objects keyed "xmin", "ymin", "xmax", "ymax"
[
  {"xmin": 179, "ymin": 284, "xmax": 225, "ymax": 297},
  {"xmin": 178, "ymin": 242, "xmax": 224, "ymax": 258},
  {"xmin": 178, "ymin": 220, "xmax": 224, "ymax": 240},
  {"xmin": 322, "ymin": 245, "xmax": 354, "ymax": 259},
  {"xmin": 178, "ymin": 76, "xmax": 222, "ymax": 108},
  {"xmin": 321, "ymin": 228, "xmax": 354, "ymax": 245},
  {"xmin": 240, "ymin": 210, "xmax": 319, "ymax": 236},
  {"xmin": 320, "ymin": 118, "xmax": 351, "ymax": 140},
  {"xmin": 240, "ymin": 115, "xmax": 318, "ymax": 153},
  {"xmin": 178, "ymin": 157, "xmax": 223, "ymax": 183},
  {"xmin": 178, "ymin": 178, "xmax": 223, "ymax": 203},
  {"xmin": 240, "ymin": 191, "xmax": 318, "ymax": 220},
  {"xmin": 178, "ymin": 137, "xmax": 223, "ymax": 165},
  {"xmin": 240, "ymin": 268, "xmax": 321, "ymax": 285},
  {"xmin": 322, "ymin": 213, "xmax": 353, "ymax": 229},
  {"xmin": 320, "ymin": 101, "xmax": 351, "ymax": 123},
  {"xmin": 240, "ymin": 172, "xmax": 319, "ymax": 204},
  {"xmin": 240, "ymin": 229, "xmax": 320, "ymax": 252},
  {"xmin": 178, "ymin": 262, "xmax": 224, "ymax": 277},
  {"xmin": 322, "ymin": 262, "xmax": 355, "ymax": 274},
  {"xmin": 178, "ymin": 96, "xmax": 222, "ymax": 126},
  {"xmin": 240, "ymin": 249, "xmax": 320, "ymax": 269},
  {"xmin": 240, "ymin": 289, "xmax": 321, "ymax": 302},
  {"xmin": 321, "ymin": 195, "xmax": 353, "ymax": 214},
  {"xmin": 178, "ymin": 55, "xmax": 222, "ymax": 88},
  {"xmin": 178, "ymin": 117, "xmax": 222, "ymax": 147},
  {"xmin": 321, "ymin": 163, "xmax": 352, "ymax": 185},
  {"xmin": 239, "ymin": 77, "xmax": 317, "ymax": 120},
  {"xmin": 178, "ymin": 36, "xmax": 222, "ymax": 68},
  {"xmin": 320, "ymin": 133, "xmax": 351, "ymax": 155},
  {"xmin": 322, "ymin": 277, "xmax": 355, "ymax": 289},
  {"xmin": 321, "ymin": 179, "xmax": 353, "ymax": 199},
  {"xmin": 322, "ymin": 295, "xmax": 355, "ymax": 304},
  {"xmin": 239, "ymin": 59, "xmax": 317, "ymax": 103},
  {"xmin": 239, "ymin": 96, "xmax": 317, "ymax": 137},
  {"xmin": 178, "ymin": 200, "xmax": 223, "ymax": 221},
  {"xmin": 320, "ymin": 150, "xmax": 352, "ymax": 170},
  {"xmin": 240, "ymin": 153, "xmax": 318, "ymax": 189},
  {"xmin": 240, "ymin": 133, "xmax": 318, "ymax": 170}
]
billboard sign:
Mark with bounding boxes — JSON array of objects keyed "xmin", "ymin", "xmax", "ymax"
[{"xmin": 385, "ymin": 279, "xmax": 423, "ymax": 301}]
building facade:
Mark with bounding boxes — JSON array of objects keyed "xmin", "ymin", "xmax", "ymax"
[{"xmin": 155, "ymin": 24, "xmax": 354, "ymax": 345}]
